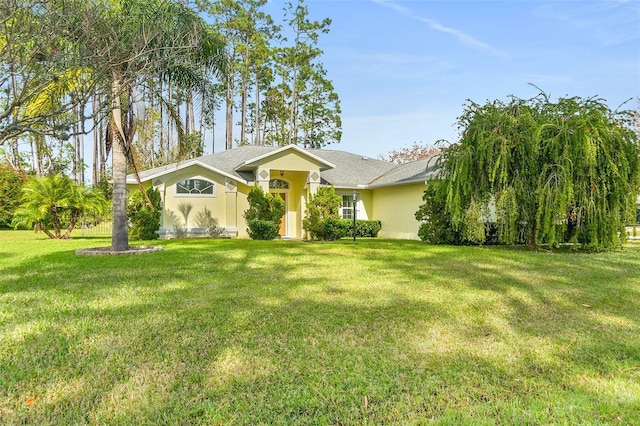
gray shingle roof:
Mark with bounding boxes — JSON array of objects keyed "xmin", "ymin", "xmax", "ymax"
[
  {"xmin": 369, "ymin": 155, "xmax": 440, "ymax": 187},
  {"xmin": 131, "ymin": 145, "xmax": 276, "ymax": 183},
  {"xmin": 306, "ymin": 149, "xmax": 396, "ymax": 187},
  {"xmin": 129, "ymin": 145, "xmax": 440, "ymax": 188}
]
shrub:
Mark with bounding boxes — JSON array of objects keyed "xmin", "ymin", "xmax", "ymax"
[
  {"xmin": 244, "ymin": 186, "xmax": 284, "ymax": 240},
  {"xmin": 322, "ymin": 218, "xmax": 343, "ymax": 241},
  {"xmin": 303, "ymin": 186, "xmax": 341, "ymax": 240},
  {"xmin": 0, "ymin": 164, "xmax": 27, "ymax": 228},
  {"xmin": 437, "ymin": 92, "xmax": 640, "ymax": 250},
  {"xmin": 355, "ymin": 220, "xmax": 382, "ymax": 237},
  {"xmin": 416, "ymin": 181, "xmax": 462, "ymax": 244},
  {"xmin": 127, "ymin": 187, "xmax": 162, "ymax": 240},
  {"xmin": 322, "ymin": 218, "xmax": 382, "ymax": 240},
  {"xmin": 248, "ymin": 219, "xmax": 279, "ymax": 240},
  {"xmin": 172, "ymin": 223, "xmax": 187, "ymax": 239},
  {"xmin": 416, "ymin": 180, "xmax": 504, "ymax": 245},
  {"xmin": 12, "ymin": 174, "xmax": 107, "ymax": 239}
]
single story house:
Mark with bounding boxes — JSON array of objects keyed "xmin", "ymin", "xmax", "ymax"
[{"xmin": 126, "ymin": 144, "xmax": 439, "ymax": 240}]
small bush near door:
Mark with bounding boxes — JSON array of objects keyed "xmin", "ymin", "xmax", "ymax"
[
  {"xmin": 244, "ymin": 186, "xmax": 285, "ymax": 240},
  {"xmin": 303, "ymin": 186, "xmax": 341, "ymax": 240},
  {"xmin": 248, "ymin": 219, "xmax": 280, "ymax": 240}
]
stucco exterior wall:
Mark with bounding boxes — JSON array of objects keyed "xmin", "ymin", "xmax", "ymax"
[
  {"xmin": 161, "ymin": 166, "xmax": 227, "ymax": 231},
  {"xmin": 356, "ymin": 190, "xmax": 371, "ymax": 220},
  {"xmin": 127, "ymin": 164, "xmax": 248, "ymax": 238},
  {"xmin": 258, "ymin": 151, "xmax": 323, "ymax": 173},
  {"xmin": 334, "ymin": 189, "xmax": 371, "ymax": 221},
  {"xmin": 372, "ymin": 183, "xmax": 426, "ymax": 240},
  {"xmin": 235, "ymin": 183, "xmax": 251, "ymax": 238}
]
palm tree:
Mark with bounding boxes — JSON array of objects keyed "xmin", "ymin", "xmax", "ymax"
[
  {"xmin": 12, "ymin": 174, "xmax": 107, "ymax": 239},
  {"xmin": 4, "ymin": 1, "xmax": 224, "ymax": 250},
  {"xmin": 67, "ymin": 0, "xmax": 225, "ymax": 251}
]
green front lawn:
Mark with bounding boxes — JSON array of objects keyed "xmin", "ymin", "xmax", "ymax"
[{"xmin": 1, "ymin": 231, "xmax": 639, "ymax": 424}]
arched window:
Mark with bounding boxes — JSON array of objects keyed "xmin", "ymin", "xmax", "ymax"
[
  {"xmin": 269, "ymin": 179, "xmax": 289, "ymax": 190},
  {"xmin": 176, "ymin": 178, "xmax": 215, "ymax": 195}
]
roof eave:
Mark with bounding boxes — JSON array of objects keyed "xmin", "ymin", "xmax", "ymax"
[{"xmin": 126, "ymin": 160, "xmax": 249, "ymax": 186}]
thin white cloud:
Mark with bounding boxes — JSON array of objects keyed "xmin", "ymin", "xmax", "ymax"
[
  {"xmin": 370, "ymin": 0, "xmax": 507, "ymax": 58},
  {"xmin": 328, "ymin": 47, "xmax": 456, "ymax": 83},
  {"xmin": 534, "ymin": 1, "xmax": 640, "ymax": 46}
]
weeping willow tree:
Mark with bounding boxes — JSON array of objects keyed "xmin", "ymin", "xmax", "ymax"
[{"xmin": 437, "ymin": 91, "xmax": 640, "ymax": 250}]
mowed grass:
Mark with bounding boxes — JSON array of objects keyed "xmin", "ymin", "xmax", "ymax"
[{"xmin": 0, "ymin": 231, "xmax": 639, "ymax": 425}]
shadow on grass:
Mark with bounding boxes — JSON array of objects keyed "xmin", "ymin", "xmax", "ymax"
[{"xmin": 1, "ymin": 237, "xmax": 639, "ymax": 424}]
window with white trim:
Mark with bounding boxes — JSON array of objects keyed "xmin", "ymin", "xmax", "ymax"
[
  {"xmin": 341, "ymin": 195, "xmax": 354, "ymax": 219},
  {"xmin": 269, "ymin": 179, "xmax": 289, "ymax": 189},
  {"xmin": 176, "ymin": 178, "xmax": 215, "ymax": 196}
]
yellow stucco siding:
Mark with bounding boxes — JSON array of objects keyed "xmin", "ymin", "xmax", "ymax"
[
  {"xmin": 235, "ymin": 183, "xmax": 251, "ymax": 238},
  {"xmin": 260, "ymin": 152, "xmax": 322, "ymax": 173},
  {"xmin": 162, "ymin": 167, "xmax": 227, "ymax": 230},
  {"xmin": 372, "ymin": 183, "xmax": 425, "ymax": 240},
  {"xmin": 335, "ymin": 189, "xmax": 371, "ymax": 221},
  {"xmin": 356, "ymin": 190, "xmax": 371, "ymax": 220}
]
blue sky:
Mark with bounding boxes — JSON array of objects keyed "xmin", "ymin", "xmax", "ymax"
[{"xmin": 226, "ymin": 0, "xmax": 639, "ymax": 159}]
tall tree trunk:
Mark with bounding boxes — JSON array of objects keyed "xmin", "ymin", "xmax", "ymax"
[
  {"xmin": 159, "ymin": 81, "xmax": 165, "ymax": 164},
  {"xmin": 35, "ymin": 135, "xmax": 44, "ymax": 176},
  {"xmin": 30, "ymin": 136, "xmax": 37, "ymax": 172},
  {"xmin": 288, "ymin": 38, "xmax": 299, "ymax": 146},
  {"xmin": 184, "ymin": 90, "xmax": 191, "ymax": 135},
  {"xmin": 111, "ymin": 130, "xmax": 129, "ymax": 251},
  {"xmin": 110, "ymin": 78, "xmax": 129, "ymax": 252},
  {"xmin": 9, "ymin": 73, "xmax": 20, "ymax": 170},
  {"xmin": 9, "ymin": 139, "xmax": 19, "ymax": 170},
  {"xmin": 240, "ymin": 80, "xmax": 247, "ymax": 145},
  {"xmin": 198, "ymin": 89, "xmax": 204, "ymax": 136},
  {"xmin": 289, "ymin": 82, "xmax": 297, "ymax": 145},
  {"xmin": 99, "ymin": 119, "xmax": 107, "ymax": 181},
  {"xmin": 254, "ymin": 73, "xmax": 261, "ymax": 145},
  {"xmin": 225, "ymin": 70, "xmax": 233, "ymax": 150},
  {"xmin": 92, "ymin": 96, "xmax": 99, "ymax": 186},
  {"xmin": 188, "ymin": 91, "xmax": 195, "ymax": 135},
  {"xmin": 73, "ymin": 104, "xmax": 81, "ymax": 183},
  {"xmin": 240, "ymin": 53, "xmax": 248, "ymax": 145}
]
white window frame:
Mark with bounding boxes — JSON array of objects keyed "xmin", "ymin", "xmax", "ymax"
[
  {"xmin": 341, "ymin": 194, "xmax": 354, "ymax": 220},
  {"xmin": 174, "ymin": 176, "xmax": 217, "ymax": 197},
  {"xmin": 269, "ymin": 178, "xmax": 290, "ymax": 190}
]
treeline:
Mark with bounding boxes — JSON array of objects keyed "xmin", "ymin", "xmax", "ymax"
[{"xmin": 0, "ymin": 0, "xmax": 341, "ymax": 185}]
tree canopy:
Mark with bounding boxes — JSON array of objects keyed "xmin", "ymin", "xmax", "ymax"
[
  {"xmin": 431, "ymin": 92, "xmax": 640, "ymax": 250},
  {"xmin": 379, "ymin": 142, "xmax": 440, "ymax": 165}
]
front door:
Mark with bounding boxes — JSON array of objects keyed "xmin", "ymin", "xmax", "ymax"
[{"xmin": 277, "ymin": 192, "xmax": 287, "ymax": 236}]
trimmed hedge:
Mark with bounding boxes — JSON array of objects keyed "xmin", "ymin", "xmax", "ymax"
[{"xmin": 322, "ymin": 219, "xmax": 381, "ymax": 240}]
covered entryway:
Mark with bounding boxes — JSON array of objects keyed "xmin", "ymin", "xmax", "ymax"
[{"xmin": 270, "ymin": 178, "xmax": 289, "ymax": 237}]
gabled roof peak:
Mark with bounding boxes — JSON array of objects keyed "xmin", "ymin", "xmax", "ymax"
[{"xmin": 235, "ymin": 144, "xmax": 336, "ymax": 171}]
